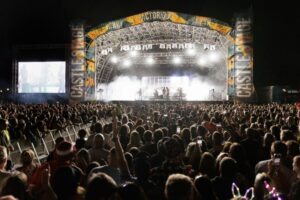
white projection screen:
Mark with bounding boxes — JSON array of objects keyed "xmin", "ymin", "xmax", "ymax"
[{"xmin": 18, "ymin": 61, "xmax": 66, "ymax": 93}]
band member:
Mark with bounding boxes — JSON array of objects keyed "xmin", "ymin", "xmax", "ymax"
[
  {"xmin": 162, "ymin": 87, "xmax": 169, "ymax": 99},
  {"xmin": 178, "ymin": 87, "xmax": 183, "ymax": 97},
  {"xmin": 154, "ymin": 89, "xmax": 158, "ymax": 98}
]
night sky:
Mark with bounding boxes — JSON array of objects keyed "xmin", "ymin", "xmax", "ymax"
[{"xmin": 1, "ymin": 0, "xmax": 299, "ymax": 89}]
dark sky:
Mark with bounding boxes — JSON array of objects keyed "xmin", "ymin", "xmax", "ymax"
[{"xmin": 1, "ymin": 0, "xmax": 300, "ymax": 88}]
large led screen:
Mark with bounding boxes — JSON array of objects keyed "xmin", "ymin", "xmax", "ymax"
[{"xmin": 18, "ymin": 61, "xmax": 65, "ymax": 93}]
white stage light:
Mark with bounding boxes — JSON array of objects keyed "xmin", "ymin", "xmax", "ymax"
[
  {"xmin": 110, "ymin": 56, "xmax": 118, "ymax": 63},
  {"xmin": 130, "ymin": 51, "xmax": 138, "ymax": 57},
  {"xmin": 146, "ymin": 57, "xmax": 155, "ymax": 65},
  {"xmin": 123, "ymin": 60, "xmax": 131, "ymax": 67},
  {"xmin": 208, "ymin": 51, "xmax": 220, "ymax": 62},
  {"xmin": 186, "ymin": 48, "xmax": 196, "ymax": 56},
  {"xmin": 173, "ymin": 57, "xmax": 181, "ymax": 65},
  {"xmin": 197, "ymin": 58, "xmax": 207, "ymax": 66}
]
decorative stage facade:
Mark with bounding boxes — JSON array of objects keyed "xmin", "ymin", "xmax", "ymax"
[{"xmin": 69, "ymin": 10, "xmax": 253, "ymax": 103}]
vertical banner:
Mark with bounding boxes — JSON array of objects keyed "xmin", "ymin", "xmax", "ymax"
[
  {"xmin": 234, "ymin": 10, "xmax": 254, "ymax": 102},
  {"xmin": 70, "ymin": 21, "xmax": 85, "ymax": 103}
]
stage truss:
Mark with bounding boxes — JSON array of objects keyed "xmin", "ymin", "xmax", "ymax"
[
  {"xmin": 94, "ymin": 21, "xmax": 231, "ymax": 85},
  {"xmin": 75, "ymin": 10, "xmax": 253, "ymax": 102}
]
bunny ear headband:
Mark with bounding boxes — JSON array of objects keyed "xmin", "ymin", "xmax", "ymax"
[
  {"xmin": 263, "ymin": 181, "xmax": 282, "ymax": 200},
  {"xmin": 231, "ymin": 182, "xmax": 254, "ymax": 200}
]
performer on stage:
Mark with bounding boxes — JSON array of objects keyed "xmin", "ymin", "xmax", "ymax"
[
  {"xmin": 177, "ymin": 87, "xmax": 183, "ymax": 100},
  {"xmin": 154, "ymin": 89, "xmax": 159, "ymax": 99},
  {"xmin": 137, "ymin": 88, "xmax": 142, "ymax": 100}
]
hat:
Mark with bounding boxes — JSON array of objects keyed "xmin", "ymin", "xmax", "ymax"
[{"xmin": 56, "ymin": 141, "xmax": 74, "ymax": 157}]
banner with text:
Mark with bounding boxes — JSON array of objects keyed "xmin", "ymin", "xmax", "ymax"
[
  {"xmin": 70, "ymin": 21, "xmax": 85, "ymax": 103},
  {"xmin": 233, "ymin": 10, "xmax": 254, "ymax": 102}
]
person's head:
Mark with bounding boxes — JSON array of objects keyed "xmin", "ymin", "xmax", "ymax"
[
  {"xmin": 245, "ymin": 128, "xmax": 256, "ymax": 139},
  {"xmin": 86, "ymin": 172, "xmax": 117, "ymax": 200},
  {"xmin": 54, "ymin": 136, "xmax": 65, "ymax": 149},
  {"xmin": 78, "ymin": 129, "xmax": 88, "ymax": 139},
  {"xmin": 1, "ymin": 173, "xmax": 28, "ymax": 200},
  {"xmin": 164, "ymin": 137, "xmax": 182, "ymax": 161},
  {"xmin": 222, "ymin": 141, "xmax": 232, "ymax": 153},
  {"xmin": 286, "ymin": 140, "xmax": 300, "ymax": 157},
  {"xmin": 55, "ymin": 141, "xmax": 75, "ymax": 161},
  {"xmin": 108, "ymin": 148, "xmax": 117, "ymax": 166},
  {"xmin": 93, "ymin": 134, "xmax": 105, "ymax": 149},
  {"xmin": 153, "ymin": 129, "xmax": 163, "ymax": 144},
  {"xmin": 128, "ymin": 147, "xmax": 140, "ymax": 159},
  {"xmin": 136, "ymin": 126, "xmax": 145, "ymax": 141},
  {"xmin": 194, "ymin": 175, "xmax": 217, "ymax": 200},
  {"xmin": 190, "ymin": 125, "xmax": 198, "ymax": 139},
  {"xmin": 263, "ymin": 133, "xmax": 275, "ymax": 147},
  {"xmin": 52, "ymin": 166, "xmax": 81, "ymax": 200},
  {"xmin": 142, "ymin": 130, "xmax": 153, "ymax": 143},
  {"xmin": 18, "ymin": 119, "xmax": 26, "ymax": 130},
  {"xmin": 85, "ymin": 161, "xmax": 101, "ymax": 178},
  {"xmin": 76, "ymin": 148, "xmax": 91, "ymax": 170},
  {"xmin": 270, "ymin": 141, "xmax": 287, "ymax": 158},
  {"xmin": 280, "ymin": 130, "xmax": 296, "ymax": 142},
  {"xmin": 118, "ymin": 182, "xmax": 147, "ymax": 200},
  {"xmin": 180, "ymin": 128, "xmax": 191, "ymax": 146},
  {"xmin": 119, "ymin": 124, "xmax": 130, "ymax": 137},
  {"xmin": 197, "ymin": 125, "xmax": 208, "ymax": 138},
  {"xmin": 94, "ymin": 122, "xmax": 102, "ymax": 134},
  {"xmin": 212, "ymin": 131, "xmax": 223, "ymax": 146},
  {"xmin": 292, "ymin": 155, "xmax": 300, "ymax": 179},
  {"xmin": 134, "ymin": 152, "xmax": 151, "ymax": 180},
  {"xmin": 20, "ymin": 149, "xmax": 35, "ymax": 166},
  {"xmin": 199, "ymin": 152, "xmax": 216, "ymax": 178},
  {"xmin": 219, "ymin": 157, "xmax": 237, "ymax": 179},
  {"xmin": 165, "ymin": 173, "xmax": 195, "ymax": 200},
  {"xmin": 270, "ymin": 125, "xmax": 281, "ymax": 140},
  {"xmin": 229, "ymin": 143, "xmax": 246, "ymax": 163},
  {"xmin": 239, "ymin": 124, "xmax": 248, "ymax": 136},
  {"xmin": 0, "ymin": 145, "xmax": 8, "ymax": 170},
  {"xmin": 122, "ymin": 114, "xmax": 129, "ymax": 124},
  {"xmin": 129, "ymin": 131, "xmax": 141, "ymax": 146}
]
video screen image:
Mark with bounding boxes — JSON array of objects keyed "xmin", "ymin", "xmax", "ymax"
[{"xmin": 18, "ymin": 61, "xmax": 65, "ymax": 93}]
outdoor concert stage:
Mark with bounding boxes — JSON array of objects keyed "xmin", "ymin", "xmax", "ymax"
[{"xmin": 12, "ymin": 11, "xmax": 254, "ymax": 103}]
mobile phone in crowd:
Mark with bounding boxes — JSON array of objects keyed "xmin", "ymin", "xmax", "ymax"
[
  {"xmin": 176, "ymin": 127, "xmax": 181, "ymax": 134},
  {"xmin": 197, "ymin": 139, "xmax": 202, "ymax": 147}
]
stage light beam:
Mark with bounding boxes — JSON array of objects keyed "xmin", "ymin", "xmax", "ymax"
[
  {"xmin": 208, "ymin": 51, "xmax": 220, "ymax": 62},
  {"xmin": 197, "ymin": 58, "xmax": 207, "ymax": 66},
  {"xmin": 186, "ymin": 48, "xmax": 196, "ymax": 56},
  {"xmin": 110, "ymin": 56, "xmax": 118, "ymax": 63},
  {"xmin": 173, "ymin": 57, "xmax": 181, "ymax": 65},
  {"xmin": 123, "ymin": 60, "xmax": 131, "ymax": 67},
  {"xmin": 130, "ymin": 51, "xmax": 138, "ymax": 57},
  {"xmin": 146, "ymin": 57, "xmax": 155, "ymax": 65}
]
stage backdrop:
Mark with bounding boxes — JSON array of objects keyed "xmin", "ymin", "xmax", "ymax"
[{"xmin": 69, "ymin": 10, "xmax": 254, "ymax": 102}]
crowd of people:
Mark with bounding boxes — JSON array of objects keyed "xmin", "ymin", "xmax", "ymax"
[{"xmin": 1, "ymin": 102, "xmax": 300, "ymax": 200}]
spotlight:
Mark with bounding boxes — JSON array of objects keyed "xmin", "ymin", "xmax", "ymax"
[
  {"xmin": 208, "ymin": 51, "xmax": 220, "ymax": 62},
  {"xmin": 173, "ymin": 57, "xmax": 181, "ymax": 65},
  {"xmin": 110, "ymin": 56, "xmax": 118, "ymax": 63},
  {"xmin": 130, "ymin": 51, "xmax": 138, "ymax": 57},
  {"xmin": 146, "ymin": 57, "xmax": 155, "ymax": 65},
  {"xmin": 123, "ymin": 60, "xmax": 131, "ymax": 67},
  {"xmin": 197, "ymin": 58, "xmax": 207, "ymax": 66},
  {"xmin": 186, "ymin": 48, "xmax": 196, "ymax": 56}
]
